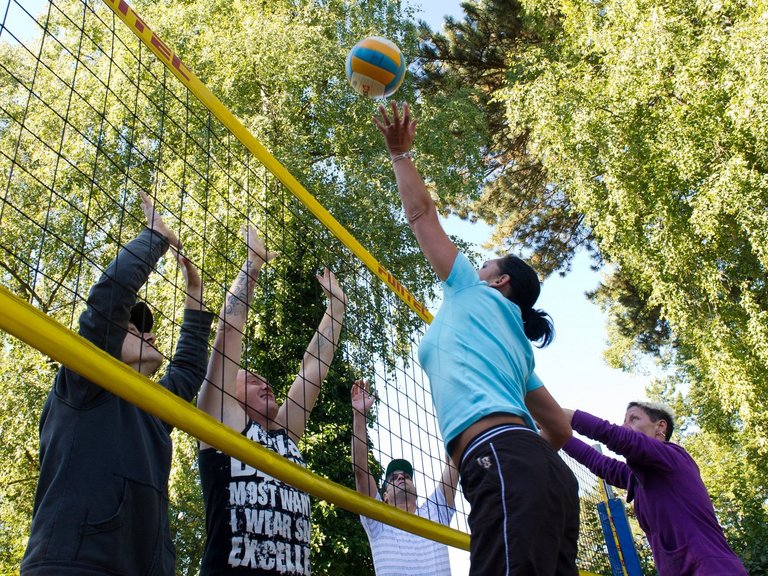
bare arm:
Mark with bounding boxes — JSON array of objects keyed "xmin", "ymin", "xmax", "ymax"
[
  {"xmin": 197, "ymin": 226, "xmax": 275, "ymax": 444},
  {"xmin": 278, "ymin": 268, "xmax": 346, "ymax": 443},
  {"xmin": 350, "ymin": 379, "xmax": 378, "ymax": 498},
  {"xmin": 526, "ymin": 386, "xmax": 573, "ymax": 450},
  {"xmin": 374, "ymin": 102, "xmax": 458, "ymax": 281},
  {"xmin": 438, "ymin": 454, "xmax": 459, "ymax": 508}
]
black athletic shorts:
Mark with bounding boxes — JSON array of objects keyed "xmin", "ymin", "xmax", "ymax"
[{"xmin": 459, "ymin": 425, "xmax": 580, "ymax": 576}]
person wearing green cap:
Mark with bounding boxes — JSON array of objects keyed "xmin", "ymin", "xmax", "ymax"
[{"xmin": 351, "ymin": 379, "xmax": 458, "ymax": 575}]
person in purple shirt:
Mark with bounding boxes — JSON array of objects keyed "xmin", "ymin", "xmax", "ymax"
[{"xmin": 562, "ymin": 402, "xmax": 747, "ymax": 576}]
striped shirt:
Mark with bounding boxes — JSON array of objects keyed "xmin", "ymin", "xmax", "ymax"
[{"xmin": 360, "ymin": 489, "xmax": 454, "ymax": 576}]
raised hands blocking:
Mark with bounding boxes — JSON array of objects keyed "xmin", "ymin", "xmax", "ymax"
[
  {"xmin": 244, "ymin": 224, "xmax": 278, "ymax": 266},
  {"xmin": 140, "ymin": 190, "xmax": 204, "ymax": 309},
  {"xmin": 316, "ymin": 267, "xmax": 348, "ymax": 309},
  {"xmin": 351, "ymin": 379, "xmax": 375, "ymax": 416},
  {"xmin": 373, "ymin": 101, "xmax": 417, "ymax": 157},
  {"xmin": 139, "ymin": 190, "xmax": 180, "ymax": 249}
]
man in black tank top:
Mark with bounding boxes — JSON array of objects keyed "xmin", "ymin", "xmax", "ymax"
[{"xmin": 197, "ymin": 226, "xmax": 347, "ymax": 575}]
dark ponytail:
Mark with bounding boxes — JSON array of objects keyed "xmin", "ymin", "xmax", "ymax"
[
  {"xmin": 497, "ymin": 254, "xmax": 555, "ymax": 348},
  {"xmin": 520, "ymin": 306, "xmax": 555, "ymax": 348}
]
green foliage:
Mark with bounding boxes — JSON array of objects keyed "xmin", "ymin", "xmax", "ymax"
[
  {"xmin": 587, "ymin": 268, "xmax": 673, "ymax": 372},
  {"xmin": 416, "ymin": 0, "xmax": 592, "ymax": 275},
  {"xmin": 0, "ymin": 0, "xmax": 490, "ymax": 573},
  {"xmin": 420, "ymin": 0, "xmax": 768, "ymax": 566},
  {"xmin": 500, "ymin": 0, "xmax": 768, "ymax": 443}
]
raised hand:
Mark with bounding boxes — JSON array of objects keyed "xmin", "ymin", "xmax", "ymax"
[
  {"xmin": 243, "ymin": 224, "xmax": 278, "ymax": 265},
  {"xmin": 139, "ymin": 190, "xmax": 180, "ymax": 249},
  {"xmin": 316, "ymin": 267, "xmax": 347, "ymax": 308},
  {"xmin": 351, "ymin": 379, "xmax": 375, "ymax": 415},
  {"xmin": 373, "ymin": 101, "xmax": 417, "ymax": 157},
  {"xmin": 171, "ymin": 246, "xmax": 205, "ymax": 311}
]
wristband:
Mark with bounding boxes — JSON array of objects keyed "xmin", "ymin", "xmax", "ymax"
[{"xmin": 391, "ymin": 151, "xmax": 414, "ymax": 163}]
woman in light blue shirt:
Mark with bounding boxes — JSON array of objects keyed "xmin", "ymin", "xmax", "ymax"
[{"xmin": 375, "ymin": 102, "xmax": 579, "ymax": 576}]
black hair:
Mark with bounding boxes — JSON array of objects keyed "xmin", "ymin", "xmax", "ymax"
[{"xmin": 496, "ymin": 255, "xmax": 554, "ymax": 347}]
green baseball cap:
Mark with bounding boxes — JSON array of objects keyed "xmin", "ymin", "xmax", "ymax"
[{"xmin": 384, "ymin": 458, "xmax": 413, "ymax": 482}]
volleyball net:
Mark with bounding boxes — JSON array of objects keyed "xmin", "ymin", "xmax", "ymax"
[{"xmin": 0, "ymin": 1, "xmax": 617, "ymax": 573}]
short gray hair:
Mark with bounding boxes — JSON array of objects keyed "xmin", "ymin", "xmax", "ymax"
[{"xmin": 627, "ymin": 401, "xmax": 675, "ymax": 441}]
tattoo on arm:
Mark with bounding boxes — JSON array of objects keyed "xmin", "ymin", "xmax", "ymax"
[
  {"xmin": 317, "ymin": 322, "xmax": 337, "ymax": 355},
  {"xmin": 224, "ymin": 261, "xmax": 257, "ymax": 319}
]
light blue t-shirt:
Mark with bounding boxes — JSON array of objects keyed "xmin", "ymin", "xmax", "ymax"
[{"xmin": 418, "ymin": 252, "xmax": 543, "ymax": 449}]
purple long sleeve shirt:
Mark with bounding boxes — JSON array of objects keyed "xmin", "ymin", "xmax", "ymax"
[{"xmin": 563, "ymin": 410, "xmax": 746, "ymax": 576}]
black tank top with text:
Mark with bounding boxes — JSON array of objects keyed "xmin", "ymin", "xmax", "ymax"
[{"xmin": 199, "ymin": 421, "xmax": 311, "ymax": 575}]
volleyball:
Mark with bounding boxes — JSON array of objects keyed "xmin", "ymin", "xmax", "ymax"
[{"xmin": 345, "ymin": 36, "xmax": 406, "ymax": 99}]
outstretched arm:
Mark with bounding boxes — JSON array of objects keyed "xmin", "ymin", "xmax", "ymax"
[
  {"xmin": 438, "ymin": 454, "xmax": 459, "ymax": 509},
  {"xmin": 351, "ymin": 379, "xmax": 378, "ymax": 498},
  {"xmin": 570, "ymin": 409, "xmax": 679, "ymax": 472},
  {"xmin": 140, "ymin": 189, "xmax": 207, "ymax": 317},
  {"xmin": 80, "ymin": 191, "xmax": 178, "ymax": 356},
  {"xmin": 278, "ymin": 268, "xmax": 346, "ymax": 443},
  {"xmin": 172, "ymin": 248, "xmax": 207, "ymax": 314},
  {"xmin": 159, "ymin": 249, "xmax": 213, "ymax": 403},
  {"xmin": 562, "ymin": 435, "xmax": 632, "ymax": 490},
  {"xmin": 197, "ymin": 226, "xmax": 276, "ymax": 439},
  {"xmin": 68, "ymin": 191, "xmax": 178, "ymax": 405},
  {"xmin": 374, "ymin": 102, "xmax": 458, "ymax": 281}
]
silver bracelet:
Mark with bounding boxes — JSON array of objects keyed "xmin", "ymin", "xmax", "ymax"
[{"xmin": 391, "ymin": 151, "xmax": 414, "ymax": 163}]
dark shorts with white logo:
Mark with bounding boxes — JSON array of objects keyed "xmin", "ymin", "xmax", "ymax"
[{"xmin": 459, "ymin": 424, "xmax": 580, "ymax": 576}]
